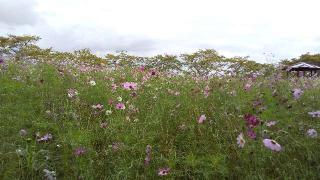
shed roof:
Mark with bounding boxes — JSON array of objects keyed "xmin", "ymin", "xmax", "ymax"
[{"xmin": 287, "ymin": 62, "xmax": 320, "ymax": 71}]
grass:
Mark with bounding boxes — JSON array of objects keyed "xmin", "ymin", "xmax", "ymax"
[{"xmin": 0, "ymin": 61, "xmax": 320, "ymax": 179}]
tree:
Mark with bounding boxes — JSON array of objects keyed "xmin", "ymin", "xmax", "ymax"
[
  {"xmin": 0, "ymin": 35, "xmax": 40, "ymax": 59},
  {"xmin": 180, "ymin": 49, "xmax": 226, "ymax": 76},
  {"xmin": 281, "ymin": 53, "xmax": 320, "ymax": 66}
]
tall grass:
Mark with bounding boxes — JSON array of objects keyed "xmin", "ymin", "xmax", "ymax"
[{"xmin": 0, "ymin": 61, "xmax": 320, "ymax": 179}]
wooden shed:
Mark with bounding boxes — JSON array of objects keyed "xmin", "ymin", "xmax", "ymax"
[{"xmin": 285, "ymin": 62, "xmax": 320, "ymax": 77}]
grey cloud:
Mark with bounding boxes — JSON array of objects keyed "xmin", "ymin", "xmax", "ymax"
[
  {"xmin": 0, "ymin": 0, "xmax": 40, "ymax": 26},
  {"xmin": 35, "ymin": 25, "xmax": 157, "ymax": 55}
]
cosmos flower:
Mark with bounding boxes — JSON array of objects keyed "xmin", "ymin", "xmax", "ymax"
[
  {"xmin": 139, "ymin": 65, "xmax": 145, "ymax": 72},
  {"xmin": 308, "ymin": 111, "xmax": 320, "ymax": 118},
  {"xmin": 89, "ymin": 80, "xmax": 96, "ymax": 86},
  {"xmin": 198, "ymin": 114, "xmax": 206, "ymax": 124},
  {"xmin": 67, "ymin": 88, "xmax": 78, "ymax": 98},
  {"xmin": 105, "ymin": 110, "xmax": 112, "ymax": 115},
  {"xmin": 244, "ymin": 114, "xmax": 260, "ymax": 128},
  {"xmin": 292, "ymin": 88, "xmax": 303, "ymax": 100},
  {"xmin": 37, "ymin": 133, "xmax": 53, "ymax": 142},
  {"xmin": 150, "ymin": 69, "xmax": 157, "ymax": 76},
  {"xmin": 100, "ymin": 122, "xmax": 108, "ymax": 128},
  {"xmin": 247, "ymin": 129, "xmax": 257, "ymax": 139},
  {"xmin": 115, "ymin": 103, "xmax": 125, "ymax": 110},
  {"xmin": 244, "ymin": 83, "xmax": 252, "ymax": 91},
  {"xmin": 111, "ymin": 83, "xmax": 118, "ymax": 91},
  {"xmin": 237, "ymin": 133, "xmax": 246, "ymax": 148},
  {"xmin": 43, "ymin": 169, "xmax": 56, "ymax": 180},
  {"xmin": 306, "ymin": 129, "xmax": 318, "ymax": 138},
  {"xmin": 19, "ymin": 129, "xmax": 27, "ymax": 136},
  {"xmin": 74, "ymin": 147, "xmax": 86, "ymax": 156},
  {"xmin": 266, "ymin": 121, "xmax": 277, "ymax": 127},
  {"xmin": 92, "ymin": 104, "xmax": 104, "ymax": 109},
  {"xmin": 263, "ymin": 139, "xmax": 281, "ymax": 152},
  {"xmin": 122, "ymin": 82, "xmax": 138, "ymax": 90},
  {"xmin": 158, "ymin": 167, "xmax": 170, "ymax": 176}
]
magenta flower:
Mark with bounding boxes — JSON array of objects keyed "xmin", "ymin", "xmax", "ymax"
[
  {"xmin": 115, "ymin": 103, "xmax": 126, "ymax": 110},
  {"xmin": 158, "ymin": 167, "xmax": 170, "ymax": 176},
  {"xmin": 150, "ymin": 69, "xmax": 157, "ymax": 76},
  {"xmin": 139, "ymin": 65, "xmax": 145, "ymax": 72},
  {"xmin": 74, "ymin": 147, "xmax": 86, "ymax": 156},
  {"xmin": 263, "ymin": 139, "xmax": 281, "ymax": 152},
  {"xmin": 292, "ymin": 88, "xmax": 303, "ymax": 100},
  {"xmin": 244, "ymin": 114, "xmax": 260, "ymax": 128},
  {"xmin": 198, "ymin": 114, "xmax": 206, "ymax": 124},
  {"xmin": 122, "ymin": 82, "xmax": 138, "ymax": 90},
  {"xmin": 247, "ymin": 129, "xmax": 257, "ymax": 139}
]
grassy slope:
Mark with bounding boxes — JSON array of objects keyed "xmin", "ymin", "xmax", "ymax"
[{"xmin": 0, "ymin": 62, "xmax": 320, "ymax": 179}]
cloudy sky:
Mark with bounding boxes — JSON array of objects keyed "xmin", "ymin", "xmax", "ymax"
[{"xmin": 1, "ymin": 0, "xmax": 320, "ymax": 63}]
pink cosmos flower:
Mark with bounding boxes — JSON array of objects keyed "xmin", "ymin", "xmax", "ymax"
[
  {"xmin": 198, "ymin": 114, "xmax": 206, "ymax": 124},
  {"xmin": 237, "ymin": 133, "xmax": 246, "ymax": 148},
  {"xmin": 139, "ymin": 65, "xmax": 145, "ymax": 72},
  {"xmin": 92, "ymin": 104, "xmax": 104, "ymax": 109},
  {"xmin": 111, "ymin": 83, "xmax": 118, "ymax": 91},
  {"xmin": 37, "ymin": 133, "xmax": 53, "ymax": 142},
  {"xmin": 306, "ymin": 129, "xmax": 317, "ymax": 138},
  {"xmin": 74, "ymin": 147, "xmax": 86, "ymax": 156},
  {"xmin": 292, "ymin": 88, "xmax": 303, "ymax": 100},
  {"xmin": 244, "ymin": 83, "xmax": 252, "ymax": 91},
  {"xmin": 263, "ymin": 139, "xmax": 281, "ymax": 152},
  {"xmin": 122, "ymin": 82, "xmax": 138, "ymax": 90},
  {"xmin": 158, "ymin": 167, "xmax": 170, "ymax": 176},
  {"xmin": 266, "ymin": 121, "xmax": 277, "ymax": 127},
  {"xmin": 115, "ymin": 103, "xmax": 126, "ymax": 110}
]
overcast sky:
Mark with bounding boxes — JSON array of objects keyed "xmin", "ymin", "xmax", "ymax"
[{"xmin": 1, "ymin": 0, "xmax": 320, "ymax": 63}]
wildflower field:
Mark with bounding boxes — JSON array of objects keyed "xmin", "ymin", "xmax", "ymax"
[
  {"xmin": 1, "ymin": 35, "xmax": 320, "ymax": 179},
  {"xmin": 1, "ymin": 58, "xmax": 320, "ymax": 179}
]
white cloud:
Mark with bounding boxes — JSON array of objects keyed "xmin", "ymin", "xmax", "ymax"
[{"xmin": 1, "ymin": 0, "xmax": 320, "ymax": 62}]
